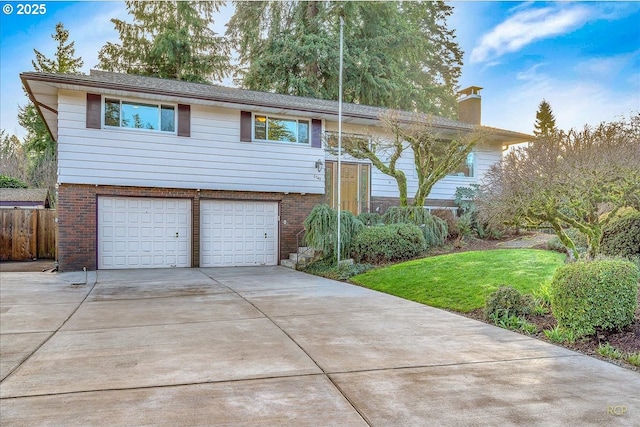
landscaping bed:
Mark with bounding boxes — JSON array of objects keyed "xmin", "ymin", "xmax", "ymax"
[
  {"xmin": 346, "ymin": 235, "xmax": 640, "ymax": 371},
  {"xmin": 462, "ymin": 292, "xmax": 640, "ymax": 371},
  {"xmin": 455, "ymin": 237, "xmax": 640, "ymax": 370}
]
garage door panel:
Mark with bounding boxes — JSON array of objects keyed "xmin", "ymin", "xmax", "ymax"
[
  {"xmin": 200, "ymin": 200, "xmax": 278, "ymax": 267},
  {"xmin": 98, "ymin": 197, "xmax": 191, "ymax": 269}
]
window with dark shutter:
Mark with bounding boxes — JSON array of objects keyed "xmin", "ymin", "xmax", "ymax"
[
  {"xmin": 86, "ymin": 93, "xmax": 101, "ymax": 129},
  {"xmin": 240, "ymin": 111, "xmax": 252, "ymax": 142},
  {"xmin": 101, "ymin": 97, "xmax": 180, "ymax": 134},
  {"xmin": 311, "ymin": 119, "xmax": 322, "ymax": 148},
  {"xmin": 178, "ymin": 104, "xmax": 190, "ymax": 137}
]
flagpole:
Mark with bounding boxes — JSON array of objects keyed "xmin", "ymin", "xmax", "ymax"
[{"xmin": 337, "ymin": 16, "xmax": 344, "ymax": 265}]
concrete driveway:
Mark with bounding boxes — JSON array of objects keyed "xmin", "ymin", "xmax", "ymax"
[{"xmin": 1, "ymin": 267, "xmax": 638, "ymax": 426}]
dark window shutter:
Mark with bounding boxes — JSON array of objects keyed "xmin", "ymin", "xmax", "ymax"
[
  {"xmin": 311, "ymin": 119, "xmax": 322, "ymax": 148},
  {"xmin": 86, "ymin": 93, "xmax": 101, "ymax": 129},
  {"xmin": 177, "ymin": 104, "xmax": 190, "ymax": 137},
  {"xmin": 240, "ymin": 111, "xmax": 252, "ymax": 142}
]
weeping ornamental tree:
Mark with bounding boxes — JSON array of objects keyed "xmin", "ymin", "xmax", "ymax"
[
  {"xmin": 479, "ymin": 116, "xmax": 640, "ymax": 259},
  {"xmin": 336, "ymin": 111, "xmax": 487, "ymax": 207},
  {"xmin": 303, "ymin": 204, "xmax": 363, "ymax": 260},
  {"xmin": 98, "ymin": 1, "xmax": 230, "ymax": 82}
]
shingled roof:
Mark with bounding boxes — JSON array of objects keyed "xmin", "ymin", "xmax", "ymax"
[
  {"xmin": 0, "ymin": 188, "xmax": 51, "ymax": 208},
  {"xmin": 21, "ymin": 69, "xmax": 533, "ymax": 144}
]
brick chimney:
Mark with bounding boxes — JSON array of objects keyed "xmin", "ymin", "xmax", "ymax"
[{"xmin": 457, "ymin": 86, "xmax": 482, "ymax": 125}]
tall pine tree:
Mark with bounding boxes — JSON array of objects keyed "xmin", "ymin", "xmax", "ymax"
[
  {"xmin": 226, "ymin": 1, "xmax": 463, "ymax": 118},
  {"xmin": 533, "ymin": 99, "xmax": 558, "ymax": 137},
  {"xmin": 98, "ymin": 1, "xmax": 230, "ymax": 82},
  {"xmin": 17, "ymin": 22, "xmax": 83, "ymax": 198}
]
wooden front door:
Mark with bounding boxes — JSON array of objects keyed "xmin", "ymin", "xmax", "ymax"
[{"xmin": 326, "ymin": 162, "xmax": 370, "ymax": 215}]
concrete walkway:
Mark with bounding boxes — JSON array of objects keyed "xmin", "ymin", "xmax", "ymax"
[{"xmin": 1, "ymin": 267, "xmax": 638, "ymax": 426}]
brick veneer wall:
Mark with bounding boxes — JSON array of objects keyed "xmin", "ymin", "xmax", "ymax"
[{"xmin": 57, "ymin": 184, "xmax": 322, "ymax": 272}]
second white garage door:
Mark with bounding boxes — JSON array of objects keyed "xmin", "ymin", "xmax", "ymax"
[{"xmin": 200, "ymin": 200, "xmax": 278, "ymax": 267}]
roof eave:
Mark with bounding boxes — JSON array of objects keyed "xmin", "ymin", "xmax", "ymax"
[
  {"xmin": 20, "ymin": 74, "xmax": 58, "ymax": 142},
  {"xmin": 20, "ymin": 72, "xmax": 475, "ymax": 130},
  {"xmin": 20, "ymin": 71, "xmax": 533, "ymax": 142}
]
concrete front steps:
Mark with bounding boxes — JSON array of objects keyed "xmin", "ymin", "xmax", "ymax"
[{"xmin": 281, "ymin": 247, "xmax": 318, "ymax": 269}]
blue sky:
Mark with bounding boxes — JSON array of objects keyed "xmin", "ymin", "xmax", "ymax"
[{"xmin": 1, "ymin": 1, "xmax": 639, "ymax": 139}]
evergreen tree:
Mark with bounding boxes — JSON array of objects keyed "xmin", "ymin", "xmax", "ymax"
[
  {"xmin": 98, "ymin": 1, "xmax": 230, "ymax": 82},
  {"xmin": 533, "ymin": 99, "xmax": 558, "ymax": 137},
  {"xmin": 32, "ymin": 22, "xmax": 84, "ymax": 74},
  {"xmin": 17, "ymin": 22, "xmax": 83, "ymax": 199},
  {"xmin": 227, "ymin": 1, "xmax": 463, "ymax": 118}
]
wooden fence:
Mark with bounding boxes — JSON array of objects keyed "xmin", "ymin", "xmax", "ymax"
[{"xmin": 0, "ymin": 209, "xmax": 57, "ymax": 261}]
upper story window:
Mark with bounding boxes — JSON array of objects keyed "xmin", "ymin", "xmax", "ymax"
[
  {"xmin": 254, "ymin": 115, "xmax": 309, "ymax": 144},
  {"xmin": 104, "ymin": 98, "xmax": 176, "ymax": 132},
  {"xmin": 449, "ymin": 152, "xmax": 475, "ymax": 177},
  {"xmin": 325, "ymin": 131, "xmax": 371, "ymax": 151}
]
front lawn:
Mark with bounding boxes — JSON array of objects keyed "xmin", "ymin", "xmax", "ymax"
[{"xmin": 351, "ymin": 249, "xmax": 566, "ymax": 312}]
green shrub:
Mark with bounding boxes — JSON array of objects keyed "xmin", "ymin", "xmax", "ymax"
[
  {"xmin": 382, "ymin": 206, "xmax": 447, "ymax": 247},
  {"xmin": 456, "ymin": 212, "xmax": 473, "ymax": 240},
  {"xmin": 432, "ymin": 209, "xmax": 459, "ymax": 239},
  {"xmin": 484, "ymin": 286, "xmax": 535, "ymax": 320},
  {"xmin": 546, "ymin": 228, "xmax": 588, "ymax": 254},
  {"xmin": 303, "ymin": 258, "xmax": 373, "ymax": 280},
  {"xmin": 357, "ymin": 212, "xmax": 383, "ymax": 226},
  {"xmin": 454, "ymin": 185, "xmax": 480, "ymax": 215},
  {"xmin": 474, "ymin": 221, "xmax": 504, "ymax": 240},
  {"xmin": 600, "ymin": 210, "xmax": 640, "ymax": 259},
  {"xmin": 550, "ymin": 259, "xmax": 639, "ymax": 337},
  {"xmin": 351, "ymin": 223, "xmax": 426, "ymax": 264},
  {"xmin": 304, "ymin": 204, "xmax": 363, "ymax": 260},
  {"xmin": 0, "ymin": 175, "xmax": 28, "ymax": 188}
]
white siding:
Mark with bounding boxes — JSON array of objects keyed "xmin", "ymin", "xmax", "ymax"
[
  {"xmin": 56, "ymin": 89, "xmax": 503, "ymax": 200},
  {"xmin": 57, "ymin": 91, "xmax": 325, "ymax": 194},
  {"xmin": 325, "ymin": 122, "xmax": 502, "ymax": 201},
  {"xmin": 371, "ymin": 147, "xmax": 501, "ymax": 201}
]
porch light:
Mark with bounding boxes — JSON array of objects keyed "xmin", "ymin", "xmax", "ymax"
[{"xmin": 315, "ymin": 159, "xmax": 324, "ymax": 172}]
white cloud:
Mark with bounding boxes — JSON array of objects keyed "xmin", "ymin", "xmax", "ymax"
[
  {"xmin": 470, "ymin": 5, "xmax": 590, "ymax": 64},
  {"xmin": 574, "ymin": 51, "xmax": 639, "ymax": 78}
]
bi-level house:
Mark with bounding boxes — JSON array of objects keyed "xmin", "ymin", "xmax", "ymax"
[{"xmin": 21, "ymin": 70, "xmax": 530, "ymax": 271}]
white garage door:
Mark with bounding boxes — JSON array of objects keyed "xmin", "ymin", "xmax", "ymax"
[
  {"xmin": 200, "ymin": 200, "xmax": 278, "ymax": 267},
  {"xmin": 98, "ymin": 197, "xmax": 191, "ymax": 269}
]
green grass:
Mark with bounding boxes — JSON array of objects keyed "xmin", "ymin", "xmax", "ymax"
[{"xmin": 351, "ymin": 249, "xmax": 566, "ymax": 312}]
